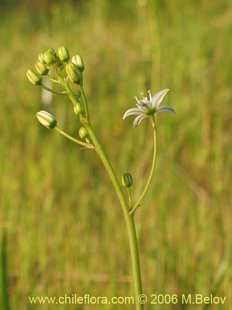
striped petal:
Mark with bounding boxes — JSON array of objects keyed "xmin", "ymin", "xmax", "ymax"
[
  {"xmin": 123, "ymin": 108, "xmax": 142, "ymax": 119},
  {"xmin": 133, "ymin": 114, "xmax": 146, "ymax": 127},
  {"xmin": 151, "ymin": 89, "xmax": 170, "ymax": 108},
  {"xmin": 157, "ymin": 106, "xmax": 175, "ymax": 113},
  {"xmin": 136, "ymin": 103, "xmax": 146, "ymax": 111}
]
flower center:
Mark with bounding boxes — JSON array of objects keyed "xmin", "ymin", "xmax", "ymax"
[{"xmin": 145, "ymin": 107, "xmax": 156, "ymax": 116}]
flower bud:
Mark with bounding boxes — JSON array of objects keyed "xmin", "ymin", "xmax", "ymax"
[
  {"xmin": 43, "ymin": 48, "xmax": 57, "ymax": 65},
  {"xmin": 66, "ymin": 63, "xmax": 82, "ymax": 84},
  {"xmin": 57, "ymin": 46, "xmax": 70, "ymax": 63},
  {"xmin": 78, "ymin": 127, "xmax": 88, "ymax": 139},
  {"xmin": 26, "ymin": 69, "xmax": 42, "ymax": 85},
  {"xmin": 73, "ymin": 103, "xmax": 82, "ymax": 115},
  {"xmin": 35, "ymin": 62, "xmax": 49, "ymax": 75},
  {"xmin": 72, "ymin": 55, "xmax": 85, "ymax": 72},
  {"xmin": 36, "ymin": 110, "xmax": 57, "ymax": 129},
  {"xmin": 122, "ymin": 173, "xmax": 133, "ymax": 188},
  {"xmin": 38, "ymin": 53, "xmax": 46, "ymax": 64}
]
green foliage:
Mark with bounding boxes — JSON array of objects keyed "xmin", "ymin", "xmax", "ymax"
[{"xmin": 0, "ymin": 0, "xmax": 232, "ymax": 308}]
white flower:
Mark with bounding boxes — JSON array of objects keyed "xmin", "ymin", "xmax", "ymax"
[{"xmin": 123, "ymin": 89, "xmax": 175, "ymax": 127}]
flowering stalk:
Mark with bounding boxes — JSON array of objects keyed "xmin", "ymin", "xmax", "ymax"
[
  {"xmin": 66, "ymin": 95, "xmax": 144, "ymax": 310},
  {"xmin": 130, "ymin": 117, "xmax": 157, "ymax": 214},
  {"xmin": 27, "ymin": 47, "xmax": 175, "ymax": 310}
]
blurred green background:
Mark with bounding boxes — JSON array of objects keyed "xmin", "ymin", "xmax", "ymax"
[{"xmin": 0, "ymin": 0, "xmax": 231, "ymax": 309}]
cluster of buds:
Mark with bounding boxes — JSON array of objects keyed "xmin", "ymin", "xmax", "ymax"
[
  {"xmin": 27, "ymin": 46, "xmax": 93, "ymax": 151},
  {"xmin": 26, "ymin": 47, "xmax": 85, "ymax": 87},
  {"xmin": 26, "ymin": 47, "xmax": 87, "ymax": 132}
]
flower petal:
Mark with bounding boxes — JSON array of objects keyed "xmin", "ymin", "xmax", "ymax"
[
  {"xmin": 152, "ymin": 88, "xmax": 170, "ymax": 108},
  {"xmin": 136, "ymin": 104, "xmax": 147, "ymax": 112},
  {"xmin": 157, "ymin": 106, "xmax": 175, "ymax": 113},
  {"xmin": 123, "ymin": 108, "xmax": 142, "ymax": 119},
  {"xmin": 133, "ymin": 114, "xmax": 146, "ymax": 127}
]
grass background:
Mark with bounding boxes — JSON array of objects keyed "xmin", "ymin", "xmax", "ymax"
[{"xmin": 0, "ymin": 0, "xmax": 231, "ymax": 309}]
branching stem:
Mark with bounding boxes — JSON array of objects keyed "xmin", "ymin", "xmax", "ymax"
[
  {"xmin": 65, "ymin": 87, "xmax": 144, "ymax": 310},
  {"xmin": 85, "ymin": 124, "xmax": 143, "ymax": 310},
  {"xmin": 55, "ymin": 127, "xmax": 94, "ymax": 149}
]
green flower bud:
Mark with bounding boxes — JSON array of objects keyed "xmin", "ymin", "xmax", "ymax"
[
  {"xmin": 26, "ymin": 69, "xmax": 42, "ymax": 85},
  {"xmin": 122, "ymin": 173, "xmax": 133, "ymax": 188},
  {"xmin": 73, "ymin": 103, "xmax": 82, "ymax": 115},
  {"xmin": 72, "ymin": 55, "xmax": 85, "ymax": 72},
  {"xmin": 66, "ymin": 63, "xmax": 82, "ymax": 84},
  {"xmin": 57, "ymin": 46, "xmax": 70, "ymax": 63},
  {"xmin": 79, "ymin": 127, "xmax": 88, "ymax": 139},
  {"xmin": 43, "ymin": 48, "xmax": 57, "ymax": 65},
  {"xmin": 35, "ymin": 62, "xmax": 49, "ymax": 75},
  {"xmin": 36, "ymin": 110, "xmax": 57, "ymax": 129}
]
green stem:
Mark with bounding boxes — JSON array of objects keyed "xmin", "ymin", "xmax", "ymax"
[
  {"xmin": 80, "ymin": 85, "xmax": 90, "ymax": 121},
  {"xmin": 55, "ymin": 127, "xmax": 94, "ymax": 149},
  {"xmin": 62, "ymin": 81, "xmax": 89, "ymax": 122},
  {"xmin": 62, "ymin": 81, "xmax": 81, "ymax": 108},
  {"xmin": 127, "ymin": 188, "xmax": 133, "ymax": 208},
  {"xmin": 65, "ymin": 85, "xmax": 144, "ymax": 309},
  {"xmin": 129, "ymin": 204, "xmax": 141, "ymax": 215},
  {"xmin": 134, "ymin": 118, "xmax": 157, "ymax": 210},
  {"xmin": 85, "ymin": 123, "xmax": 143, "ymax": 310}
]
